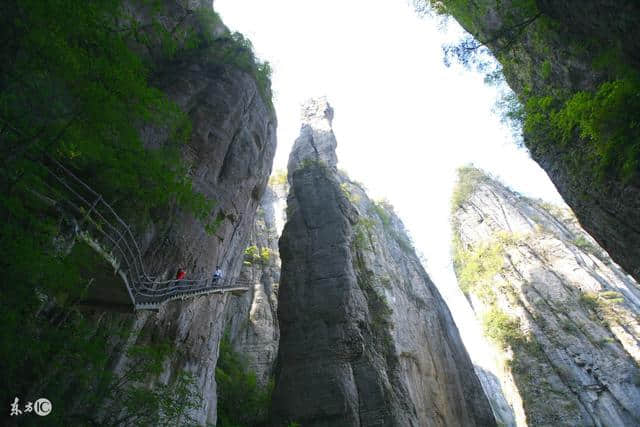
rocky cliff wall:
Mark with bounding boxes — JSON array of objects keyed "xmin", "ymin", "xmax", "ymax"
[
  {"xmin": 452, "ymin": 167, "xmax": 640, "ymax": 426},
  {"xmin": 271, "ymin": 98, "xmax": 495, "ymax": 426},
  {"xmin": 429, "ymin": 0, "xmax": 640, "ymax": 282},
  {"xmin": 101, "ymin": 1, "xmax": 278, "ymax": 425},
  {"xmin": 224, "ymin": 184, "xmax": 285, "ymax": 387}
]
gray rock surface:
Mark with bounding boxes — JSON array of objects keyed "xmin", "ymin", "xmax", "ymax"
[
  {"xmin": 474, "ymin": 365, "xmax": 519, "ymax": 426},
  {"xmin": 104, "ymin": 1, "xmax": 277, "ymax": 425},
  {"xmin": 452, "ymin": 167, "xmax": 640, "ymax": 426},
  {"xmin": 286, "ymin": 96, "xmax": 338, "ymax": 173},
  {"xmin": 224, "ymin": 184, "xmax": 284, "ymax": 387},
  {"xmin": 442, "ymin": 0, "xmax": 640, "ymax": 282},
  {"xmin": 271, "ymin": 99, "xmax": 495, "ymax": 426}
]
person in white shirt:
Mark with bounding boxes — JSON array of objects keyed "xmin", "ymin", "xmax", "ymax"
[{"xmin": 212, "ymin": 265, "xmax": 223, "ymax": 285}]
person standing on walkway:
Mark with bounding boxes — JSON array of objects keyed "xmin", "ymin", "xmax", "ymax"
[
  {"xmin": 212, "ymin": 265, "xmax": 223, "ymax": 285},
  {"xmin": 176, "ymin": 267, "xmax": 186, "ymax": 285}
]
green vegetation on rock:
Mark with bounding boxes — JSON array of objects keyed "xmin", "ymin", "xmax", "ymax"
[
  {"xmin": 370, "ymin": 200, "xmax": 415, "ymax": 253},
  {"xmin": 297, "ymin": 157, "xmax": 328, "ymax": 171},
  {"xmin": 580, "ymin": 289, "xmax": 626, "ymax": 328},
  {"xmin": 94, "ymin": 342, "xmax": 202, "ymax": 427},
  {"xmin": 354, "ymin": 217, "xmax": 375, "ymax": 251},
  {"xmin": 482, "ymin": 307, "xmax": 525, "ymax": 350},
  {"xmin": 244, "ymin": 245, "xmax": 272, "ymax": 265},
  {"xmin": 418, "ymin": 1, "xmax": 640, "ymax": 183},
  {"xmin": 353, "ymin": 263, "xmax": 396, "ymax": 359},
  {"xmin": 269, "ymin": 169, "xmax": 288, "ymax": 186},
  {"xmin": 571, "ymin": 234, "xmax": 605, "ymax": 259},
  {"xmin": 203, "ymin": 29, "xmax": 274, "ymax": 110},
  {"xmin": 453, "ymin": 237, "xmax": 504, "ymax": 303},
  {"xmin": 371, "ymin": 200, "xmax": 392, "ymax": 227},
  {"xmin": 3, "ymin": 290, "xmax": 201, "ymax": 427},
  {"xmin": 0, "ymin": 0, "xmax": 272, "ymax": 419},
  {"xmin": 524, "ymin": 74, "xmax": 640, "ymax": 182},
  {"xmin": 216, "ymin": 333, "xmax": 273, "ymax": 427},
  {"xmin": 416, "ymin": 0, "xmax": 541, "ymax": 75},
  {"xmin": 451, "ymin": 166, "xmax": 487, "ymax": 211},
  {"xmin": 340, "ymin": 182, "xmax": 361, "ymax": 204}
]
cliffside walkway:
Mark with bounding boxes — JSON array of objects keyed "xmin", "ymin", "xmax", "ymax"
[{"xmin": 43, "ymin": 158, "xmax": 251, "ymax": 311}]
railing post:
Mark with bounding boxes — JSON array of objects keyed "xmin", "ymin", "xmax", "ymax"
[
  {"xmin": 44, "ymin": 161, "xmax": 248, "ymax": 310},
  {"xmin": 78, "ymin": 195, "xmax": 102, "ymax": 226},
  {"xmin": 106, "ymin": 233, "xmax": 125, "ymax": 255}
]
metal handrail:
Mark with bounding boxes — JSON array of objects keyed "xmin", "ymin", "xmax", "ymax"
[{"xmin": 42, "ymin": 158, "xmax": 251, "ymax": 309}]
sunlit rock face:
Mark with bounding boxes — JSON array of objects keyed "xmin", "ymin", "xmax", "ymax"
[
  {"xmin": 452, "ymin": 168, "xmax": 640, "ymax": 426},
  {"xmin": 441, "ymin": 0, "xmax": 640, "ymax": 282},
  {"xmin": 105, "ymin": 1, "xmax": 277, "ymax": 425},
  {"xmin": 286, "ymin": 96, "xmax": 338, "ymax": 173},
  {"xmin": 271, "ymin": 99, "xmax": 495, "ymax": 426}
]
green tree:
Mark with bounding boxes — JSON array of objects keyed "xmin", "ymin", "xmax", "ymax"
[
  {"xmin": 0, "ymin": 0, "xmax": 212, "ymax": 418},
  {"xmin": 524, "ymin": 75, "xmax": 640, "ymax": 181},
  {"xmin": 416, "ymin": 0, "xmax": 541, "ymax": 71},
  {"xmin": 1, "ymin": 0, "xmax": 215, "ymax": 224},
  {"xmin": 92, "ymin": 342, "xmax": 202, "ymax": 427},
  {"xmin": 0, "ymin": 0, "xmax": 275, "ymax": 422},
  {"xmin": 418, "ymin": 0, "xmax": 640, "ymax": 182},
  {"xmin": 216, "ymin": 333, "xmax": 273, "ymax": 426}
]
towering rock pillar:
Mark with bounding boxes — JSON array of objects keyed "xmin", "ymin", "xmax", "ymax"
[
  {"xmin": 286, "ymin": 96, "xmax": 338, "ymax": 172},
  {"xmin": 271, "ymin": 98, "xmax": 495, "ymax": 426}
]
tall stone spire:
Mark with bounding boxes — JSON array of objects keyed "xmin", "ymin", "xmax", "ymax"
[
  {"xmin": 287, "ymin": 97, "xmax": 338, "ymax": 174},
  {"xmin": 273, "ymin": 102, "xmax": 496, "ymax": 427},
  {"xmin": 300, "ymin": 96, "xmax": 334, "ymax": 128}
]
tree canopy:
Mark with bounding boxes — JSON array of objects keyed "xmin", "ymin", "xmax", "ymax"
[{"xmin": 0, "ymin": 0, "xmax": 214, "ymax": 420}]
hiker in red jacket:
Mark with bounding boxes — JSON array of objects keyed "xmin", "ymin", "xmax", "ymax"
[{"xmin": 176, "ymin": 267, "xmax": 186, "ymax": 282}]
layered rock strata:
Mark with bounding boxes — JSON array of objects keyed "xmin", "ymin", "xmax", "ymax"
[
  {"xmin": 271, "ymin": 98, "xmax": 495, "ymax": 426},
  {"xmin": 452, "ymin": 167, "xmax": 640, "ymax": 426}
]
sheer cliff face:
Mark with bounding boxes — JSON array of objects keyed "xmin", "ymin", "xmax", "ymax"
[
  {"xmin": 439, "ymin": 0, "xmax": 640, "ymax": 282},
  {"xmin": 138, "ymin": 15, "xmax": 277, "ymax": 283},
  {"xmin": 271, "ymin": 98, "xmax": 495, "ymax": 426},
  {"xmin": 452, "ymin": 168, "xmax": 640, "ymax": 426},
  {"xmin": 107, "ymin": 2, "xmax": 277, "ymax": 425},
  {"xmin": 224, "ymin": 184, "xmax": 285, "ymax": 386}
]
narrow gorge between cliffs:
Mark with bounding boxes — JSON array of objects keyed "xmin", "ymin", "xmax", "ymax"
[{"xmin": 3, "ymin": 1, "xmax": 640, "ymax": 426}]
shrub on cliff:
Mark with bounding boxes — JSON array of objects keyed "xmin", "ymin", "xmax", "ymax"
[
  {"xmin": 244, "ymin": 245, "xmax": 272, "ymax": 265},
  {"xmin": 269, "ymin": 169, "xmax": 288, "ymax": 186},
  {"xmin": 216, "ymin": 334, "xmax": 273, "ymax": 427},
  {"xmin": 0, "ymin": 0, "xmax": 219, "ymax": 416},
  {"xmin": 201, "ymin": 28, "xmax": 274, "ymax": 110},
  {"xmin": 453, "ymin": 237, "xmax": 504, "ymax": 303},
  {"xmin": 451, "ymin": 165, "xmax": 487, "ymax": 211},
  {"xmin": 524, "ymin": 74, "xmax": 640, "ymax": 182},
  {"xmin": 420, "ymin": 0, "xmax": 640, "ymax": 184},
  {"xmin": 1, "ymin": 0, "xmax": 216, "ymax": 223},
  {"xmin": 482, "ymin": 307, "xmax": 525, "ymax": 350},
  {"xmin": 91, "ymin": 342, "xmax": 202, "ymax": 426}
]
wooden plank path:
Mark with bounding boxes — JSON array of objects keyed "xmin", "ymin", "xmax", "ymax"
[{"xmin": 43, "ymin": 158, "xmax": 251, "ymax": 311}]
